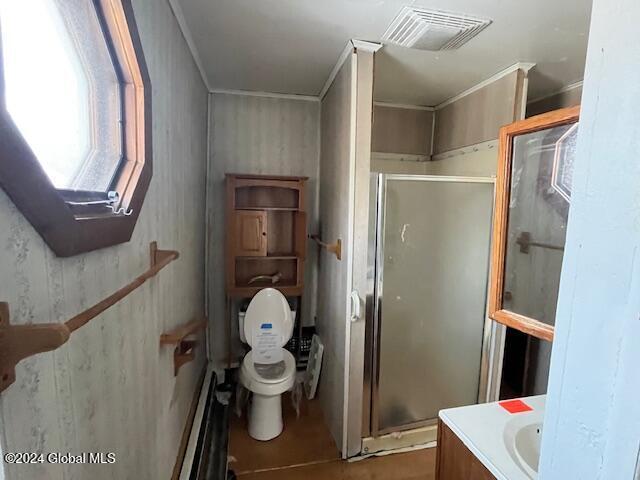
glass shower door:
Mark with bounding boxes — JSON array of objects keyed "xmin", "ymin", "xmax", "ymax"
[{"xmin": 372, "ymin": 175, "xmax": 494, "ymax": 434}]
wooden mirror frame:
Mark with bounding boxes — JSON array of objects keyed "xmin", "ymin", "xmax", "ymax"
[
  {"xmin": 0, "ymin": 0, "xmax": 152, "ymax": 257},
  {"xmin": 488, "ymin": 105, "xmax": 580, "ymax": 342}
]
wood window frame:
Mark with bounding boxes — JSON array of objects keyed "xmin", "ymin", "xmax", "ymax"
[
  {"xmin": 488, "ymin": 105, "xmax": 580, "ymax": 342},
  {"xmin": 0, "ymin": 0, "xmax": 152, "ymax": 257}
]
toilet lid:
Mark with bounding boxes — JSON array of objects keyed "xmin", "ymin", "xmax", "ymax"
[{"xmin": 244, "ymin": 288, "xmax": 293, "ymax": 348}]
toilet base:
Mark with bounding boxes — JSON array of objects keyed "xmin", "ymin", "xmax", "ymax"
[{"xmin": 248, "ymin": 393, "xmax": 283, "ymax": 441}]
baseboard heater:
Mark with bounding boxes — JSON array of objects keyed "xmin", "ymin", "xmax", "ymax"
[{"xmin": 179, "ymin": 367, "xmax": 229, "ymax": 480}]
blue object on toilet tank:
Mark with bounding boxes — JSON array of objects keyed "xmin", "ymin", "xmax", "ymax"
[{"xmin": 261, "ymin": 323, "xmax": 272, "ymax": 329}]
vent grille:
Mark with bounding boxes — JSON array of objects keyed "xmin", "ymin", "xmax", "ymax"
[{"xmin": 382, "ymin": 7, "xmax": 492, "ymax": 51}]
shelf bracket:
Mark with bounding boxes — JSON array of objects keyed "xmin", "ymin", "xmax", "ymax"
[{"xmin": 0, "ymin": 302, "xmax": 71, "ymax": 393}]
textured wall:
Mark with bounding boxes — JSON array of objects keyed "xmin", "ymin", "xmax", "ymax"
[
  {"xmin": 206, "ymin": 93, "xmax": 320, "ymax": 367},
  {"xmin": 526, "ymin": 84, "xmax": 582, "ymax": 117},
  {"xmin": 371, "ymin": 106, "xmax": 433, "ymax": 156},
  {"xmin": 433, "ymin": 70, "xmax": 525, "ymax": 154},
  {"xmin": 0, "ymin": 0, "xmax": 209, "ymax": 478},
  {"xmin": 540, "ymin": 0, "xmax": 640, "ymax": 477}
]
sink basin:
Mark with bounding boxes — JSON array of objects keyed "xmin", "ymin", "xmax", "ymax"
[
  {"xmin": 504, "ymin": 413, "xmax": 543, "ymax": 479},
  {"xmin": 515, "ymin": 422, "xmax": 542, "ymax": 475}
]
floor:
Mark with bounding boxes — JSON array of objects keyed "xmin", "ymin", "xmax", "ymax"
[{"xmin": 229, "ymin": 393, "xmax": 436, "ymax": 479}]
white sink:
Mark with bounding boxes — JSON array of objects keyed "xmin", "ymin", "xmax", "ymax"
[{"xmin": 504, "ymin": 413, "xmax": 543, "ymax": 479}]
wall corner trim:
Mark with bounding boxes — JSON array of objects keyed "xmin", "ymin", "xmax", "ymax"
[
  {"xmin": 167, "ymin": 0, "xmax": 211, "ymax": 91},
  {"xmin": 435, "ymin": 62, "xmax": 536, "ymax": 110},
  {"xmin": 319, "ymin": 39, "xmax": 380, "ymax": 101},
  {"xmin": 319, "ymin": 42, "xmax": 356, "ymax": 100},
  {"xmin": 210, "ymin": 88, "xmax": 319, "ymax": 102},
  {"xmin": 351, "ymin": 39, "xmax": 383, "ymax": 52}
]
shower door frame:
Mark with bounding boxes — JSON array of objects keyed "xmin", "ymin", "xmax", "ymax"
[{"xmin": 363, "ymin": 173, "xmax": 498, "ymax": 437}]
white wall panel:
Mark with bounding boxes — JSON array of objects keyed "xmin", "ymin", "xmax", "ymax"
[{"xmin": 317, "ymin": 56, "xmax": 355, "ymax": 454}]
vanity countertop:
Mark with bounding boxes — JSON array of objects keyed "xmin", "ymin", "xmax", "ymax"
[{"xmin": 439, "ymin": 395, "xmax": 545, "ymax": 480}]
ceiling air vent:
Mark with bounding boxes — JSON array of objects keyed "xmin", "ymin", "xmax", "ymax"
[{"xmin": 382, "ymin": 6, "xmax": 492, "ymax": 51}]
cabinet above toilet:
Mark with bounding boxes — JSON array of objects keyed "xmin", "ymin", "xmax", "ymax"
[{"xmin": 225, "ymin": 174, "xmax": 308, "ymax": 297}]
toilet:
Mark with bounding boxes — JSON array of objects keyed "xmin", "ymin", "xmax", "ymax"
[{"xmin": 239, "ymin": 288, "xmax": 297, "ymax": 441}]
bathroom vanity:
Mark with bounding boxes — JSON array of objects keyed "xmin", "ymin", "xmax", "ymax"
[{"xmin": 436, "ymin": 396, "xmax": 544, "ymax": 480}]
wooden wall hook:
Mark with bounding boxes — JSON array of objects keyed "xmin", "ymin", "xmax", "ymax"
[
  {"xmin": 0, "ymin": 302, "xmax": 71, "ymax": 393},
  {"xmin": 310, "ymin": 235, "xmax": 342, "ymax": 260}
]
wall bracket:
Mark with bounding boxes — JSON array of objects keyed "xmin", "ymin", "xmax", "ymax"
[
  {"xmin": 160, "ymin": 319, "xmax": 207, "ymax": 376},
  {"xmin": 0, "ymin": 302, "xmax": 71, "ymax": 393},
  {"xmin": 310, "ymin": 234, "xmax": 342, "ymax": 260}
]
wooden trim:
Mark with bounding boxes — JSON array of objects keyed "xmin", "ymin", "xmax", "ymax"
[
  {"xmin": 488, "ymin": 105, "xmax": 580, "ymax": 342},
  {"xmin": 0, "ymin": 0, "xmax": 152, "ymax": 257}
]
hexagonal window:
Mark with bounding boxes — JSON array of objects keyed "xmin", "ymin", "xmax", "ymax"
[
  {"xmin": 551, "ymin": 123, "xmax": 579, "ymax": 204},
  {"xmin": 0, "ymin": 0, "xmax": 152, "ymax": 256},
  {"xmin": 1, "ymin": 0, "xmax": 123, "ymax": 191}
]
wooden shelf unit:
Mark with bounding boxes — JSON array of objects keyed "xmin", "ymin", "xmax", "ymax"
[
  {"xmin": 224, "ymin": 174, "xmax": 308, "ymax": 368},
  {"xmin": 225, "ymin": 174, "xmax": 307, "ymax": 298}
]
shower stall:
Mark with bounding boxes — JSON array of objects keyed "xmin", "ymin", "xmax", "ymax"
[{"xmin": 362, "ymin": 174, "xmax": 495, "ymax": 438}]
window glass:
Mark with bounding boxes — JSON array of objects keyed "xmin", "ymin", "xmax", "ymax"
[
  {"xmin": 0, "ymin": 0, "xmax": 122, "ymax": 192},
  {"xmin": 502, "ymin": 123, "xmax": 578, "ymax": 326}
]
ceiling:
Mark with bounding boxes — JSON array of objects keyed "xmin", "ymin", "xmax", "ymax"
[{"xmin": 174, "ymin": 0, "xmax": 592, "ymax": 105}]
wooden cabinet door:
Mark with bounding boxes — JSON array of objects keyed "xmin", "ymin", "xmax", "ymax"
[
  {"xmin": 436, "ymin": 420, "xmax": 496, "ymax": 480},
  {"xmin": 234, "ymin": 210, "xmax": 267, "ymax": 256}
]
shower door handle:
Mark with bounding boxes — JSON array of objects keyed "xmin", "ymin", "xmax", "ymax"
[{"xmin": 350, "ymin": 290, "xmax": 362, "ymax": 322}]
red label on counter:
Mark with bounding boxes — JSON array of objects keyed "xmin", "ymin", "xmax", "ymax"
[{"xmin": 499, "ymin": 399, "xmax": 533, "ymax": 414}]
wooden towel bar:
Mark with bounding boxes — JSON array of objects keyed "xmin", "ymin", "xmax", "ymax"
[{"xmin": 0, "ymin": 242, "xmax": 179, "ymax": 394}]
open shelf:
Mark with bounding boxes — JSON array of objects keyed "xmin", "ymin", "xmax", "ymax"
[{"xmin": 235, "ymin": 185, "xmax": 300, "ymax": 210}]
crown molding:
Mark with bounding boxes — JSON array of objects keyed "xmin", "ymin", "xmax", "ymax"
[
  {"xmin": 319, "ymin": 42, "xmax": 355, "ymax": 100},
  {"xmin": 167, "ymin": 0, "xmax": 211, "ymax": 91},
  {"xmin": 210, "ymin": 89, "xmax": 319, "ymax": 102},
  {"xmin": 319, "ymin": 39, "xmax": 382, "ymax": 100},
  {"xmin": 435, "ymin": 62, "xmax": 536, "ymax": 110},
  {"xmin": 373, "ymin": 101, "xmax": 434, "ymax": 111}
]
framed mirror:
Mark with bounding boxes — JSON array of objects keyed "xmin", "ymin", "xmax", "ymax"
[{"xmin": 489, "ymin": 106, "xmax": 580, "ymax": 341}]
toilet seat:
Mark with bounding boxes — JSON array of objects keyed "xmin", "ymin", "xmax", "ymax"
[{"xmin": 240, "ymin": 349, "xmax": 296, "ymax": 395}]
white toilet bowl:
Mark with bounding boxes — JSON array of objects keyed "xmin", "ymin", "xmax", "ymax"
[
  {"xmin": 239, "ymin": 288, "xmax": 296, "ymax": 441},
  {"xmin": 240, "ymin": 349, "xmax": 296, "ymax": 440}
]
